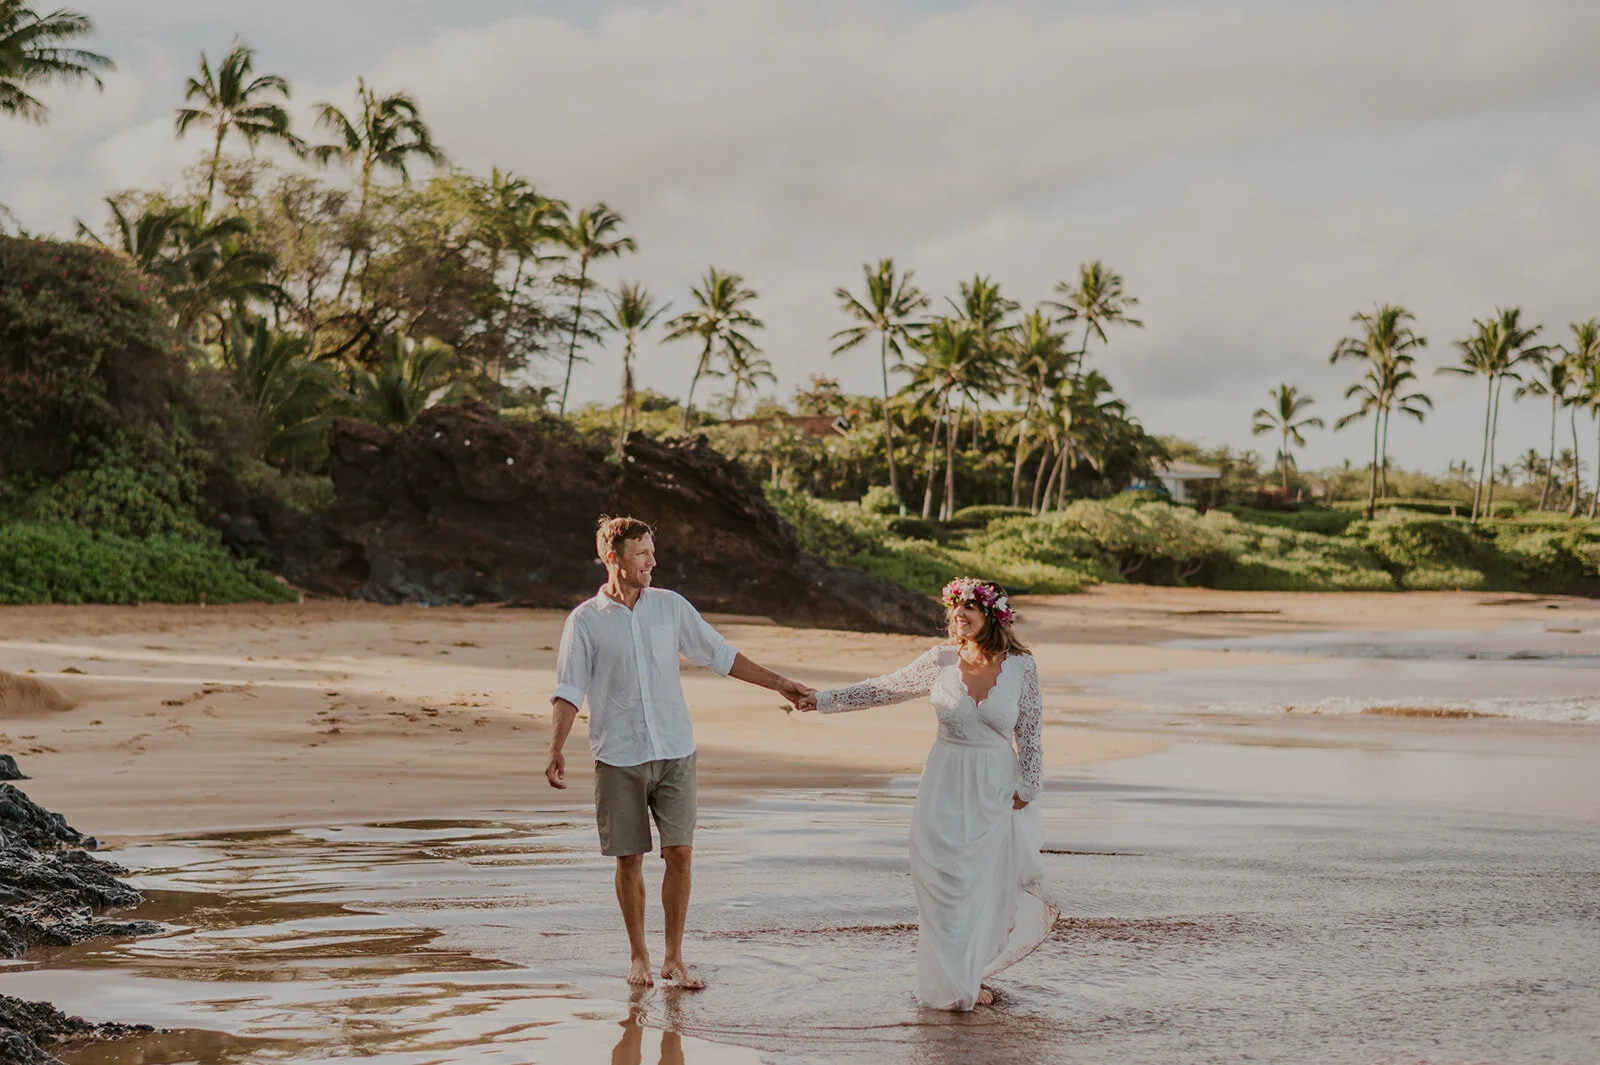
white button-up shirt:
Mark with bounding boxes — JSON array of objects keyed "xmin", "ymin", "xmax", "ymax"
[{"xmin": 551, "ymin": 587, "xmax": 739, "ymax": 767}]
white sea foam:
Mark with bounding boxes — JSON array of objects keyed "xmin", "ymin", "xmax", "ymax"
[{"xmin": 1098, "ymin": 623, "xmax": 1600, "ymax": 725}]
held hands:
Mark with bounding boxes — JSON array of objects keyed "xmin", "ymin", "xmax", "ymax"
[
  {"xmin": 1012, "ymin": 793, "xmax": 1028, "ymax": 810},
  {"xmin": 776, "ymin": 676, "xmax": 817, "ymax": 713}
]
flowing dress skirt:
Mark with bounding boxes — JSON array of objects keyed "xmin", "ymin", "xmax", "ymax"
[{"xmin": 909, "ymin": 734, "xmax": 1057, "ymax": 1011}]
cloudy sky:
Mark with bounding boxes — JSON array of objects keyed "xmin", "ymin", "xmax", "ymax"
[{"xmin": 6, "ymin": 0, "xmax": 1600, "ymax": 472}]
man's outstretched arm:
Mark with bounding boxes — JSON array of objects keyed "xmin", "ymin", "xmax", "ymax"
[
  {"xmin": 728, "ymin": 653, "xmax": 813, "ymax": 706},
  {"xmin": 546, "ymin": 697, "xmax": 579, "ymax": 789}
]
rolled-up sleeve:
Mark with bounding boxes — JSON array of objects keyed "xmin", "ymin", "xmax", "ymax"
[
  {"xmin": 675, "ymin": 595, "xmax": 738, "ymax": 676},
  {"xmin": 551, "ymin": 612, "xmax": 591, "ymax": 707}
]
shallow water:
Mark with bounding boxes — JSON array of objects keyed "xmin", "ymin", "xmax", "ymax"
[
  {"xmin": 1092, "ymin": 622, "xmax": 1600, "ymax": 722},
  {"xmin": 7, "ymin": 762, "xmax": 1599, "ymax": 1065}
]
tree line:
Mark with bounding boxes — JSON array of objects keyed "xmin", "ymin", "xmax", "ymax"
[
  {"xmin": 2, "ymin": 8, "xmax": 1164, "ymax": 520},
  {"xmin": 1257, "ymin": 304, "xmax": 1600, "ymax": 522},
  {"xmin": 6, "ymin": 5, "xmax": 1596, "ymax": 529}
]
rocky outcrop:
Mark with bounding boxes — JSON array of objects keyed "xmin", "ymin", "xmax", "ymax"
[
  {"xmin": 0, "ymin": 779, "xmax": 157, "ymax": 1063},
  {"xmin": 259, "ymin": 401, "xmax": 942, "ymax": 634},
  {"xmin": 0, "ymin": 997, "xmax": 149, "ymax": 1065}
]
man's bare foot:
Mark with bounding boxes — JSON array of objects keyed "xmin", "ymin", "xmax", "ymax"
[
  {"xmin": 628, "ymin": 956, "xmax": 655, "ymax": 986},
  {"xmin": 976, "ymin": 986, "xmax": 995, "ymax": 1006},
  {"xmin": 660, "ymin": 959, "xmax": 705, "ymax": 989}
]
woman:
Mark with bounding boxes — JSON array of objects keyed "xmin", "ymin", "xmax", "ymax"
[{"xmin": 799, "ymin": 577, "xmax": 1055, "ymax": 1010}]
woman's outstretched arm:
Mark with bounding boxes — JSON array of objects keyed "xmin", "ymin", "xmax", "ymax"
[
  {"xmin": 1013, "ymin": 655, "xmax": 1043, "ymax": 806},
  {"xmin": 802, "ymin": 648, "xmax": 944, "ymax": 714}
]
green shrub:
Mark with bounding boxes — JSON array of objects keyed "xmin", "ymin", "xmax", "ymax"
[
  {"xmin": 1224, "ymin": 506, "xmax": 1361, "ymax": 536},
  {"xmin": 948, "ymin": 504, "xmax": 1031, "ymax": 528},
  {"xmin": 237, "ymin": 462, "xmax": 336, "ymax": 515},
  {"xmin": 1203, "ymin": 510, "xmax": 1395, "ymax": 591},
  {"xmin": 1331, "ymin": 498, "xmax": 1469, "ymax": 516},
  {"xmin": 764, "ymin": 489, "xmax": 881, "ymax": 563},
  {"xmin": 1217, "ymin": 558, "xmax": 1397, "ymax": 591},
  {"xmin": 846, "ymin": 540, "xmax": 967, "ymax": 596},
  {"xmin": 887, "ymin": 516, "xmax": 945, "ymax": 541},
  {"xmin": 0, "ymin": 523, "xmax": 294, "ymax": 604},
  {"xmin": 1050, "ymin": 500, "xmax": 1234, "ymax": 585},
  {"xmin": 1403, "ymin": 565, "xmax": 1488, "ymax": 592},
  {"xmin": 1493, "ymin": 528, "xmax": 1600, "ymax": 593},
  {"xmin": 27, "ymin": 454, "xmax": 210, "ymax": 540},
  {"xmin": 0, "ymin": 237, "xmax": 181, "ymax": 479},
  {"xmin": 859, "ymin": 485, "xmax": 901, "ymax": 515},
  {"xmin": 1355, "ymin": 516, "xmax": 1496, "ymax": 572}
]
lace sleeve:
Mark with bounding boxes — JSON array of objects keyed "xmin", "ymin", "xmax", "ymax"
[
  {"xmin": 816, "ymin": 648, "xmax": 944, "ymax": 714},
  {"xmin": 1013, "ymin": 655, "xmax": 1043, "ymax": 803}
]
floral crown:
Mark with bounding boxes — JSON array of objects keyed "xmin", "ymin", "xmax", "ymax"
[{"xmin": 941, "ymin": 577, "xmax": 1017, "ymax": 627}]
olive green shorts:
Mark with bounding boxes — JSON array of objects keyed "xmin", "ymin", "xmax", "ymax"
[{"xmin": 594, "ymin": 753, "xmax": 698, "ymax": 857}]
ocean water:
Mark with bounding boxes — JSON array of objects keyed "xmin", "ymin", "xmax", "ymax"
[
  {"xmin": 9, "ymin": 767, "xmax": 1599, "ymax": 1065},
  {"xmin": 1089, "ymin": 622, "xmax": 1600, "ymax": 723}
]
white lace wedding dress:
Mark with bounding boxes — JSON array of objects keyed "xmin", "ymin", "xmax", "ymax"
[{"xmin": 816, "ymin": 646, "xmax": 1057, "ymax": 1011}]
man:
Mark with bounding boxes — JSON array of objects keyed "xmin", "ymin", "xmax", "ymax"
[{"xmin": 546, "ymin": 515, "xmax": 812, "ymax": 988}]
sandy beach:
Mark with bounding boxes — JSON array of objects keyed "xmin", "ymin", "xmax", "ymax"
[
  {"xmin": 5, "ymin": 587, "xmax": 1600, "ymax": 1064},
  {"xmin": 4, "ymin": 586, "xmax": 1598, "ymax": 833}
]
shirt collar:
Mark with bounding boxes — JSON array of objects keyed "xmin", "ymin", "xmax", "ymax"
[{"xmin": 593, "ymin": 585, "xmax": 648, "ymax": 612}]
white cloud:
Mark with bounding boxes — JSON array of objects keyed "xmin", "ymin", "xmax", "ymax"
[{"xmin": 7, "ymin": 0, "xmax": 1600, "ymax": 473}]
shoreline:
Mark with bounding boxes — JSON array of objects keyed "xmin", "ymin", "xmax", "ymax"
[
  {"xmin": 4, "ymin": 586, "xmax": 1598, "ymax": 1062},
  {"xmin": 12, "ymin": 760, "xmax": 1600, "ymax": 1065},
  {"xmin": 3, "ymin": 586, "xmax": 1598, "ymax": 835}
]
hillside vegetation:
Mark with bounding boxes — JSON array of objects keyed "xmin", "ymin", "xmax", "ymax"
[{"xmin": 771, "ymin": 492, "xmax": 1600, "ymax": 597}]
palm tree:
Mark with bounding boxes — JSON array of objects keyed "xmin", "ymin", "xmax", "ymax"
[
  {"xmin": 1513, "ymin": 448, "xmax": 1548, "ymax": 488},
  {"xmin": 174, "ymin": 40, "xmax": 302, "ymax": 208},
  {"xmin": 1037, "ymin": 370, "xmax": 1124, "ymax": 512},
  {"xmin": 0, "ymin": 2, "xmax": 111, "ymax": 123},
  {"xmin": 1252, "ymin": 384, "xmax": 1324, "ymax": 495},
  {"xmin": 831, "ymin": 258, "xmax": 929, "ymax": 503},
  {"xmin": 1558, "ymin": 320, "xmax": 1600, "ymax": 517},
  {"xmin": 903, "ymin": 319, "xmax": 973, "ymax": 519},
  {"xmin": 947, "ymin": 275, "xmax": 1017, "ymax": 448},
  {"xmin": 349, "ymin": 331, "xmax": 458, "ymax": 429},
  {"xmin": 1516, "ymin": 351, "xmax": 1579, "ymax": 511},
  {"xmin": 903, "ymin": 318, "xmax": 997, "ymax": 519},
  {"xmin": 165, "ymin": 206, "xmax": 280, "ymax": 342},
  {"xmin": 311, "ymin": 78, "xmax": 444, "ymax": 213},
  {"xmin": 79, "ymin": 199, "xmax": 278, "ymax": 339},
  {"xmin": 948, "ymin": 274, "xmax": 1018, "ymax": 345},
  {"xmin": 1046, "ymin": 260, "xmax": 1143, "ymax": 376},
  {"xmin": 1004, "ymin": 308, "xmax": 1070, "ymax": 507},
  {"xmin": 1329, "ymin": 304, "xmax": 1428, "ymax": 514},
  {"xmin": 1335, "ymin": 357, "xmax": 1431, "ymax": 519},
  {"xmin": 665, "ymin": 268, "xmax": 763, "ymax": 432},
  {"xmin": 554, "ymin": 203, "xmax": 635, "ymax": 416},
  {"xmin": 222, "ymin": 315, "xmax": 342, "ymax": 466},
  {"xmin": 311, "ymin": 78, "xmax": 445, "ymax": 299},
  {"xmin": 1438, "ymin": 308, "xmax": 1545, "ymax": 521},
  {"xmin": 471, "ymin": 169, "xmax": 565, "ymax": 383},
  {"xmin": 601, "ymin": 281, "xmax": 668, "ymax": 452},
  {"xmin": 1581, "ymin": 349, "xmax": 1600, "ymax": 520},
  {"xmin": 724, "ymin": 346, "xmax": 776, "ymax": 416},
  {"xmin": 77, "ymin": 197, "xmax": 189, "ymax": 283}
]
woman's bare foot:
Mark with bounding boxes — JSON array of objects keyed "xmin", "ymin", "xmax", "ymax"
[
  {"xmin": 660, "ymin": 959, "xmax": 705, "ymax": 989},
  {"xmin": 628, "ymin": 955, "xmax": 655, "ymax": 986},
  {"xmin": 976, "ymin": 986, "xmax": 995, "ymax": 1006}
]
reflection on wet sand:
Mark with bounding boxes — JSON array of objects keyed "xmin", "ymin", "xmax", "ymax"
[{"xmin": 6, "ymin": 764, "xmax": 1599, "ymax": 1065}]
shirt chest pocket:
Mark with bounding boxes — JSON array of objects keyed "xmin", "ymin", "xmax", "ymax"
[{"xmin": 648, "ymin": 627, "xmax": 681, "ymax": 666}]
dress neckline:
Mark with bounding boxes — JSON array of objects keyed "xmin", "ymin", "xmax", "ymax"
[{"xmin": 955, "ymin": 653, "xmax": 1015, "ymax": 708}]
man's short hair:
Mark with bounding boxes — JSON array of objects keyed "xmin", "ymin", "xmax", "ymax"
[{"xmin": 596, "ymin": 515, "xmax": 654, "ymax": 562}]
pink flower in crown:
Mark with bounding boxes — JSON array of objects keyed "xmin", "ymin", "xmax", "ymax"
[{"xmin": 941, "ymin": 576, "xmax": 1018, "ymax": 627}]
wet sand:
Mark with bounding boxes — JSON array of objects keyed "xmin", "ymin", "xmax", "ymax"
[{"xmin": 4, "ymin": 587, "xmax": 1600, "ymax": 1062}]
